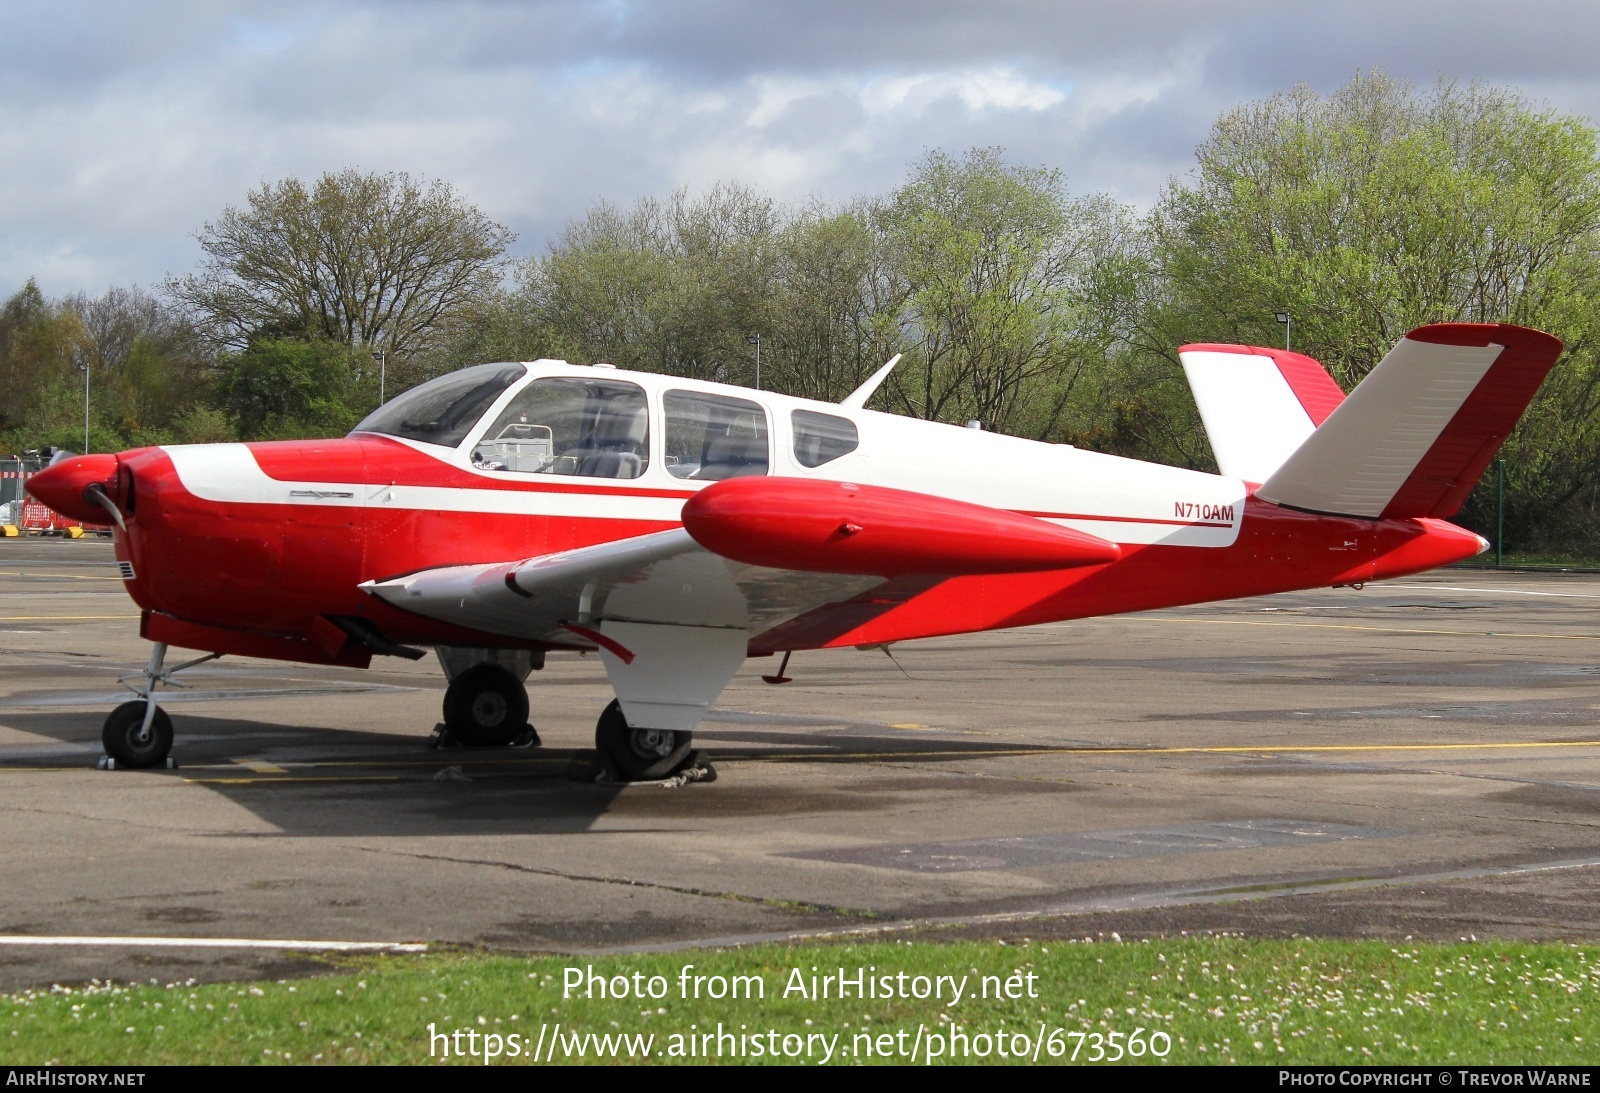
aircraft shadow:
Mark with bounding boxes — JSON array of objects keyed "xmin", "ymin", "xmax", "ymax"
[{"xmin": 0, "ymin": 710, "xmax": 1071, "ymax": 837}]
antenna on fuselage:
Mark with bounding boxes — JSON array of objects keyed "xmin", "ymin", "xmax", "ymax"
[{"xmin": 839, "ymin": 354, "xmax": 902, "ymax": 410}]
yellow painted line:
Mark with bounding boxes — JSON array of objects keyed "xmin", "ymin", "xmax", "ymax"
[
  {"xmin": 1058, "ymin": 739, "xmax": 1600, "ymax": 756},
  {"xmin": 0, "ymin": 571, "xmax": 123, "ymax": 581},
  {"xmin": 1125, "ymin": 616, "xmax": 1600, "ymax": 641},
  {"xmin": 233, "ymin": 758, "xmax": 288, "ymax": 774},
  {"xmin": 756, "ymin": 739, "xmax": 1600, "ymax": 763},
  {"xmin": 180, "ymin": 755, "xmax": 561, "ymax": 771},
  {"xmin": 0, "ymin": 615, "xmax": 138, "ymax": 621},
  {"xmin": 184, "ymin": 775, "xmax": 402, "ymax": 785}
]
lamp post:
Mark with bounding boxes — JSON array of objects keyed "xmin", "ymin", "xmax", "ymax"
[
  {"xmin": 1274, "ymin": 312, "xmax": 1291, "ymax": 351},
  {"xmin": 746, "ymin": 334, "xmax": 761, "ymax": 390},
  {"xmin": 373, "ymin": 349, "xmax": 387, "ymax": 406},
  {"xmin": 77, "ymin": 351, "xmax": 89, "ymax": 454}
]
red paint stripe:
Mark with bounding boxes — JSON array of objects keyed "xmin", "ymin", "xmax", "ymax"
[
  {"xmin": 559, "ymin": 622, "xmax": 635, "ymax": 664},
  {"xmin": 1179, "ymin": 342, "xmax": 1345, "ymax": 426},
  {"xmin": 1381, "ymin": 323, "xmax": 1564, "ymax": 519},
  {"xmin": 249, "ymin": 437, "xmax": 696, "ymax": 499},
  {"xmin": 1017, "ymin": 510, "xmax": 1233, "ymax": 529}
]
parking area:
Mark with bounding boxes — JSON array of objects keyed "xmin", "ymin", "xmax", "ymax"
[{"xmin": 3, "ymin": 538, "xmax": 1600, "ymax": 987}]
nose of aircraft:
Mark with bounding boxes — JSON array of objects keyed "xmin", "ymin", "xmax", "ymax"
[{"xmin": 27, "ymin": 453, "xmax": 120, "ymax": 524}]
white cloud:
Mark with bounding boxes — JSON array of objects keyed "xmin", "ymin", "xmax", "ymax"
[
  {"xmin": 859, "ymin": 68, "xmax": 1069, "ymax": 117},
  {"xmin": 3, "ymin": 1, "xmax": 1600, "ymax": 295}
]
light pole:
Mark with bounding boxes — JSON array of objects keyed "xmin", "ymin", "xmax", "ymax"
[
  {"xmin": 745, "ymin": 334, "xmax": 760, "ymax": 390},
  {"xmin": 1274, "ymin": 312, "xmax": 1291, "ymax": 351},
  {"xmin": 77, "ymin": 351, "xmax": 89, "ymax": 454},
  {"xmin": 372, "ymin": 349, "xmax": 387, "ymax": 405}
]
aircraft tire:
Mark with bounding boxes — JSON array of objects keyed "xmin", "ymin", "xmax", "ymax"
[
  {"xmin": 442, "ymin": 663, "xmax": 530, "ymax": 747},
  {"xmin": 102, "ymin": 700, "xmax": 174, "ymax": 769},
  {"xmin": 594, "ymin": 699, "xmax": 693, "ymax": 781}
]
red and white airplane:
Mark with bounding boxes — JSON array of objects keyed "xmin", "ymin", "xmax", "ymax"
[{"xmin": 28, "ymin": 322, "xmax": 1562, "ymax": 779}]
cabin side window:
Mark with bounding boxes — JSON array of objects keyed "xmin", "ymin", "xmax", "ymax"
[
  {"xmin": 472, "ymin": 378, "xmax": 649, "ymax": 480},
  {"xmin": 664, "ymin": 391, "xmax": 769, "ymax": 480},
  {"xmin": 791, "ymin": 409, "xmax": 859, "ymax": 468}
]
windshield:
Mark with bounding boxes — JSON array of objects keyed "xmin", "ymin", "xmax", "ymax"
[{"xmin": 351, "ymin": 364, "xmax": 526, "ymax": 448}]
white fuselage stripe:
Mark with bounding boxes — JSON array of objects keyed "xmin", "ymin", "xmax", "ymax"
[{"xmin": 162, "ymin": 443, "xmax": 1243, "ymax": 545}]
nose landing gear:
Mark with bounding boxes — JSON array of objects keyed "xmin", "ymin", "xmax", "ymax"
[
  {"xmin": 100, "ymin": 642, "xmax": 220, "ymax": 770},
  {"xmin": 101, "ymin": 701, "xmax": 174, "ymax": 769}
]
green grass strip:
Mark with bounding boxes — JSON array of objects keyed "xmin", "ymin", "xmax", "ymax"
[{"xmin": 4, "ymin": 937, "xmax": 1598, "ymax": 1065}]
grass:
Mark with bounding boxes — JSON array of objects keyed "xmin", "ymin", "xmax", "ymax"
[{"xmin": 4, "ymin": 937, "xmax": 1599, "ymax": 1065}]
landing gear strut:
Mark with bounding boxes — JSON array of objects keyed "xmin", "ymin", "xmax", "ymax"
[
  {"xmin": 101, "ymin": 642, "xmax": 220, "ymax": 769},
  {"xmin": 594, "ymin": 699, "xmax": 693, "ymax": 781},
  {"xmin": 441, "ymin": 663, "xmax": 530, "ymax": 747}
]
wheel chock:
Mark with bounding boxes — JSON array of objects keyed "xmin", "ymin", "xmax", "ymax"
[
  {"xmin": 589, "ymin": 750, "xmax": 718, "ymax": 787},
  {"xmin": 96, "ymin": 755, "xmax": 177, "ymax": 770},
  {"xmin": 429, "ymin": 722, "xmax": 541, "ymax": 750}
]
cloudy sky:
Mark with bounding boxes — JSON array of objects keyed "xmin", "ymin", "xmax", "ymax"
[{"xmin": 5, "ymin": 0, "xmax": 1599, "ymax": 297}]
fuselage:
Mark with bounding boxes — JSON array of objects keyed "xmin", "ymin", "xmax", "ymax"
[{"xmin": 31, "ymin": 359, "xmax": 1487, "ymax": 665}]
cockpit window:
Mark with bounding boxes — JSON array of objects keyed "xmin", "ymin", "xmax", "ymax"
[
  {"xmin": 665, "ymin": 391, "xmax": 768, "ymax": 480},
  {"xmin": 792, "ymin": 409, "xmax": 859, "ymax": 467},
  {"xmin": 353, "ymin": 363, "xmax": 525, "ymax": 448},
  {"xmin": 472, "ymin": 378, "xmax": 649, "ymax": 480}
]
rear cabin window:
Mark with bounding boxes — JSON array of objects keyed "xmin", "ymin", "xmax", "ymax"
[
  {"xmin": 792, "ymin": 409, "xmax": 859, "ymax": 467},
  {"xmin": 664, "ymin": 391, "xmax": 769, "ymax": 480},
  {"xmin": 353, "ymin": 363, "xmax": 526, "ymax": 448},
  {"xmin": 472, "ymin": 378, "xmax": 650, "ymax": 480}
]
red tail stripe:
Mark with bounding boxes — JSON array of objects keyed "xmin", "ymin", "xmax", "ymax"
[
  {"xmin": 1177, "ymin": 343, "xmax": 1346, "ymax": 426},
  {"xmin": 1382, "ymin": 324, "xmax": 1564, "ymax": 519}
]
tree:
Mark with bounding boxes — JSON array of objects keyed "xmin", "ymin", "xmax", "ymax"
[
  {"xmin": 1133, "ymin": 73, "xmax": 1600, "ymax": 547},
  {"xmin": 215, "ymin": 337, "xmax": 370, "ymax": 440},
  {"xmin": 517, "ymin": 183, "xmax": 779, "ymax": 383},
  {"xmin": 62, "ymin": 285, "xmax": 208, "ymax": 435},
  {"xmin": 169, "ymin": 169, "xmax": 514, "ymax": 362},
  {"xmin": 874, "ymin": 149, "xmax": 1135, "ymax": 438}
]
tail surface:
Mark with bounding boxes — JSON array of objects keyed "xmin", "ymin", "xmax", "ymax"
[
  {"xmin": 1178, "ymin": 343, "xmax": 1346, "ymax": 482},
  {"xmin": 1257, "ymin": 323, "xmax": 1563, "ymax": 519}
]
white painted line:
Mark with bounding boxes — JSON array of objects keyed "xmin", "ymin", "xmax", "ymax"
[
  {"xmin": 1388, "ymin": 583, "xmax": 1600, "ymax": 600},
  {"xmin": 0, "ymin": 935, "xmax": 427, "ymax": 952}
]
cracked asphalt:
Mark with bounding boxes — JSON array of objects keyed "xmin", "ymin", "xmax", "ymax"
[{"xmin": 4, "ymin": 539, "xmax": 1600, "ymax": 988}]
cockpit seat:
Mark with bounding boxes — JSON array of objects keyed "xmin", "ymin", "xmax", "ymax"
[
  {"xmin": 564, "ymin": 402, "xmax": 649, "ymax": 479},
  {"xmin": 693, "ymin": 431, "xmax": 768, "ymax": 480}
]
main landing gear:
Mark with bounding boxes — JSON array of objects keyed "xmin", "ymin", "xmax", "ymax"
[
  {"xmin": 441, "ymin": 663, "xmax": 532, "ymax": 747},
  {"xmin": 594, "ymin": 699, "xmax": 694, "ymax": 781},
  {"xmin": 100, "ymin": 641, "xmax": 220, "ymax": 769}
]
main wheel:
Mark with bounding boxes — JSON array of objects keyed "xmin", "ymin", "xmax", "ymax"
[
  {"xmin": 594, "ymin": 699, "xmax": 693, "ymax": 781},
  {"xmin": 102, "ymin": 700, "xmax": 174, "ymax": 769},
  {"xmin": 442, "ymin": 663, "xmax": 530, "ymax": 747}
]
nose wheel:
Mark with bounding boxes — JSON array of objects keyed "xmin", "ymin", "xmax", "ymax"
[
  {"xmin": 442, "ymin": 663, "xmax": 531, "ymax": 747},
  {"xmin": 102, "ymin": 701, "xmax": 174, "ymax": 769},
  {"xmin": 97, "ymin": 642, "xmax": 221, "ymax": 770},
  {"xmin": 594, "ymin": 699, "xmax": 693, "ymax": 781}
]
